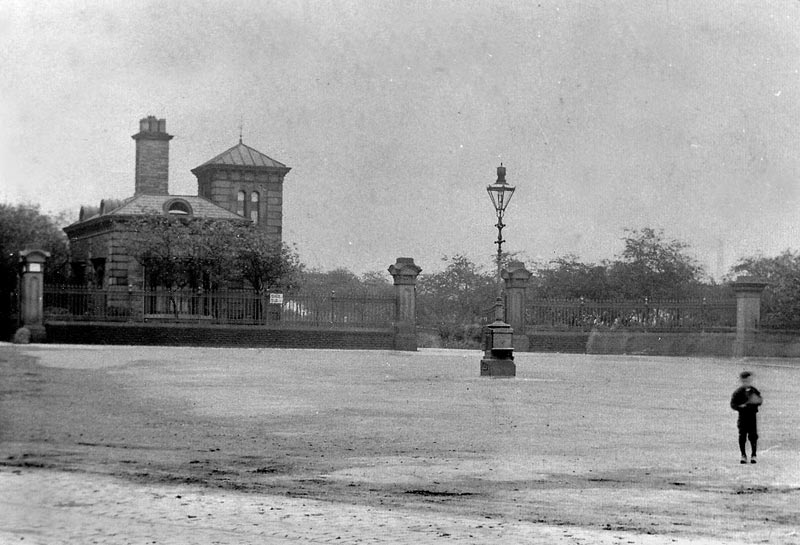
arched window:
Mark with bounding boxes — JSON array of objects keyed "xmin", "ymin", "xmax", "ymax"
[
  {"xmin": 163, "ymin": 198, "xmax": 193, "ymax": 216},
  {"xmin": 250, "ymin": 192, "xmax": 260, "ymax": 224},
  {"xmin": 237, "ymin": 190, "xmax": 246, "ymax": 216},
  {"xmin": 166, "ymin": 200, "xmax": 191, "ymax": 215}
]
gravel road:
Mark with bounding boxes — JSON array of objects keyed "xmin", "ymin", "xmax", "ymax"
[{"xmin": 2, "ymin": 343, "xmax": 799, "ymax": 544}]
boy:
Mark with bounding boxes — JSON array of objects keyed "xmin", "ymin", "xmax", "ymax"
[{"xmin": 730, "ymin": 371, "xmax": 762, "ymax": 464}]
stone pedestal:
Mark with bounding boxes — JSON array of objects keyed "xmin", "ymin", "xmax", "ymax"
[
  {"xmin": 732, "ymin": 276, "xmax": 768, "ymax": 358},
  {"xmin": 388, "ymin": 258, "xmax": 422, "ymax": 351},
  {"xmin": 480, "ymin": 298, "xmax": 515, "ymax": 377},
  {"xmin": 480, "ymin": 355, "xmax": 516, "ymax": 377}
]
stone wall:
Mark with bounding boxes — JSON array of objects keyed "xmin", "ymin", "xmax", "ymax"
[{"xmin": 65, "ymin": 219, "xmax": 141, "ymax": 288}]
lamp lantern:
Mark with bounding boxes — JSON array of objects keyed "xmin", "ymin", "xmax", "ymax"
[{"xmin": 486, "ymin": 163, "xmax": 516, "ymax": 280}]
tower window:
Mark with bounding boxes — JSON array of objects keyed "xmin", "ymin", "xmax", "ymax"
[
  {"xmin": 250, "ymin": 192, "xmax": 260, "ymax": 223},
  {"xmin": 237, "ymin": 190, "xmax": 246, "ymax": 216}
]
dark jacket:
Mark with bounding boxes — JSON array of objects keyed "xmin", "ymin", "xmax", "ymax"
[{"xmin": 731, "ymin": 386, "xmax": 762, "ymax": 414}]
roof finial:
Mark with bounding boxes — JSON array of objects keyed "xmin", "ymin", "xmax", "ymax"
[{"xmin": 238, "ymin": 115, "xmax": 243, "ymax": 144}]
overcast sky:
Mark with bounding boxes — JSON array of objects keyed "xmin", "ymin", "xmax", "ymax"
[{"xmin": 2, "ymin": 1, "xmax": 799, "ymax": 278}]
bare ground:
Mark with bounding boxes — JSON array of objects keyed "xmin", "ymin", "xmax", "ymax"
[{"xmin": 1, "ymin": 344, "xmax": 799, "ymax": 544}]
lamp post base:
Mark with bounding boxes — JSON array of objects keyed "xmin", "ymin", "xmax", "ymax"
[{"xmin": 480, "ymin": 357, "xmax": 516, "ymax": 377}]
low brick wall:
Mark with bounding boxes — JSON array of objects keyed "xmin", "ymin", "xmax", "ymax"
[
  {"xmin": 585, "ymin": 330, "xmax": 735, "ymax": 357},
  {"xmin": 45, "ymin": 321, "xmax": 395, "ymax": 350},
  {"xmin": 748, "ymin": 331, "xmax": 800, "ymax": 358},
  {"xmin": 527, "ymin": 331, "xmax": 590, "ymax": 353},
  {"xmin": 522, "ymin": 329, "xmax": 738, "ymax": 357},
  {"xmin": 521, "ymin": 329, "xmax": 800, "ymax": 357}
]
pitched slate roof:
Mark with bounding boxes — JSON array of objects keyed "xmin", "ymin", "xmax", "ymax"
[
  {"xmin": 192, "ymin": 142, "xmax": 287, "ymax": 172},
  {"xmin": 71, "ymin": 195, "xmax": 244, "ymax": 227}
]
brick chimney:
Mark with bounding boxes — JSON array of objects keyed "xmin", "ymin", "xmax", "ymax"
[{"xmin": 132, "ymin": 116, "xmax": 173, "ymax": 195}]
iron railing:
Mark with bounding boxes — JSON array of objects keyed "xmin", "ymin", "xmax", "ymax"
[
  {"xmin": 43, "ymin": 285, "xmax": 396, "ymax": 328},
  {"xmin": 526, "ymin": 297, "xmax": 737, "ymax": 332},
  {"xmin": 2, "ymin": 288, "xmax": 20, "ymax": 331}
]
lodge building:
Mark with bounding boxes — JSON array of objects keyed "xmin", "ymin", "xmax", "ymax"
[{"xmin": 64, "ymin": 116, "xmax": 290, "ymax": 288}]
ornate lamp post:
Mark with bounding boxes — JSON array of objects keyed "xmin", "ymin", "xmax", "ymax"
[
  {"xmin": 480, "ymin": 164, "xmax": 516, "ymax": 377},
  {"xmin": 486, "ymin": 164, "xmax": 516, "ymax": 283}
]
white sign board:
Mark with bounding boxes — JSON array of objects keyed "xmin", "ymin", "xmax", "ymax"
[{"xmin": 269, "ymin": 293, "xmax": 284, "ymax": 305}]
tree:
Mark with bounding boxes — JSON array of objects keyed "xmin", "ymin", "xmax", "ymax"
[
  {"xmin": 128, "ymin": 216, "xmax": 301, "ymax": 291},
  {"xmin": 417, "ymin": 255, "xmax": 497, "ymax": 337},
  {"xmin": 528, "ymin": 229, "xmax": 709, "ymax": 300},
  {"xmin": 360, "ymin": 270, "xmax": 394, "ymax": 290},
  {"xmin": 607, "ymin": 228, "xmax": 705, "ymax": 299},
  {"xmin": 0, "ymin": 203, "xmax": 71, "ymax": 336},
  {"xmin": 0, "ymin": 203, "xmax": 71, "ymax": 288},
  {"xmin": 299, "ymin": 268, "xmax": 392, "ymax": 295},
  {"xmin": 301, "ymin": 268, "xmax": 360, "ymax": 292},
  {"xmin": 233, "ymin": 230, "xmax": 303, "ymax": 292},
  {"xmin": 533, "ymin": 255, "xmax": 612, "ymax": 299},
  {"xmin": 730, "ymin": 250, "xmax": 800, "ymax": 329},
  {"xmin": 128, "ymin": 216, "xmax": 229, "ymax": 289}
]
